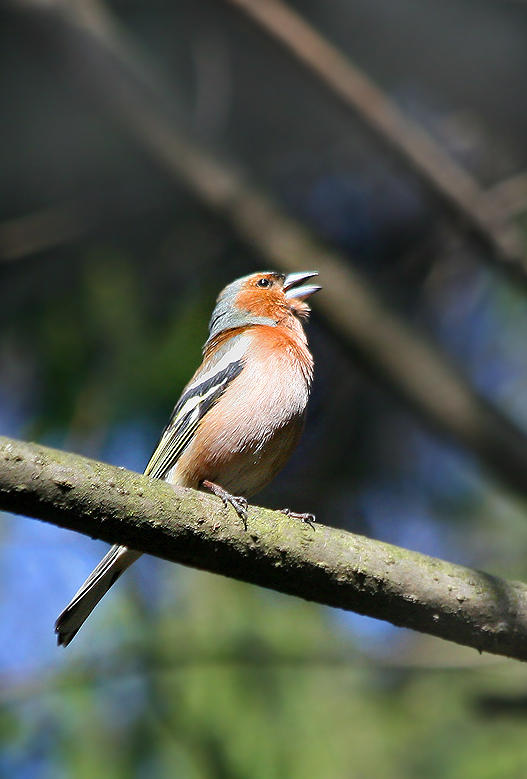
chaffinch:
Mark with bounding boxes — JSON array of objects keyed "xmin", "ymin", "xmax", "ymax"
[{"xmin": 55, "ymin": 270, "xmax": 321, "ymax": 646}]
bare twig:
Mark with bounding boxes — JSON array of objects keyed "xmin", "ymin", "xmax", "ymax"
[
  {"xmin": 0, "ymin": 189, "xmax": 167, "ymax": 261},
  {"xmin": 6, "ymin": 0, "xmax": 527, "ymax": 501},
  {"xmin": 483, "ymin": 171, "xmax": 527, "ymax": 219},
  {"xmin": 0, "ymin": 204, "xmax": 95, "ymax": 262},
  {"xmin": 1, "ymin": 433, "xmax": 527, "ymax": 661},
  {"xmin": 221, "ymin": 0, "xmax": 525, "ymax": 269}
]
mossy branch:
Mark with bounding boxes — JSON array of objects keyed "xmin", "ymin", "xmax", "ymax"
[{"xmin": 2, "ymin": 433, "xmax": 527, "ymax": 662}]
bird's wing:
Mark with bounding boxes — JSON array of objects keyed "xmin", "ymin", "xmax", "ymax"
[{"xmin": 144, "ymin": 334, "xmax": 249, "ymax": 480}]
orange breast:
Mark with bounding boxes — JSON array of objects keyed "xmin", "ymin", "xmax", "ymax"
[{"xmin": 171, "ymin": 324, "xmax": 313, "ymax": 497}]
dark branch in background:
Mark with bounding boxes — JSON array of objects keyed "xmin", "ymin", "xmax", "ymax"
[
  {"xmin": 0, "ymin": 203, "xmax": 99, "ymax": 262},
  {"xmin": 0, "ymin": 189, "xmax": 169, "ymax": 262},
  {"xmin": 222, "ymin": 0, "xmax": 525, "ymax": 272},
  {"xmin": 1, "ymin": 433, "xmax": 527, "ymax": 662},
  {"xmin": 7, "ymin": 0, "xmax": 527, "ymax": 500},
  {"xmin": 484, "ymin": 172, "xmax": 527, "ymax": 220}
]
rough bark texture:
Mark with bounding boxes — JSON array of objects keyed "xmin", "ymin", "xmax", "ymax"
[{"xmin": 2, "ymin": 434, "xmax": 527, "ymax": 662}]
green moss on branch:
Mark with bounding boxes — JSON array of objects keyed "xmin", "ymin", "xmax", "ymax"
[{"xmin": 2, "ymin": 434, "xmax": 527, "ymax": 661}]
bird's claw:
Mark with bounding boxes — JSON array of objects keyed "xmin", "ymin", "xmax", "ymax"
[
  {"xmin": 228, "ymin": 495, "xmax": 248, "ymax": 525},
  {"xmin": 281, "ymin": 508, "xmax": 316, "ymax": 530},
  {"xmin": 202, "ymin": 480, "xmax": 248, "ymax": 529}
]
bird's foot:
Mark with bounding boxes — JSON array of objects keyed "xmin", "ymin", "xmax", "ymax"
[
  {"xmin": 281, "ymin": 508, "xmax": 316, "ymax": 530},
  {"xmin": 202, "ymin": 480, "xmax": 248, "ymax": 529}
]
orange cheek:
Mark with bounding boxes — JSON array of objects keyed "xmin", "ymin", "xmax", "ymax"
[{"xmin": 235, "ymin": 287, "xmax": 284, "ymax": 319}]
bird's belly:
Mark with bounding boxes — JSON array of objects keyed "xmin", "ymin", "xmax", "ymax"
[
  {"xmin": 172, "ymin": 357, "xmax": 309, "ymax": 497},
  {"xmin": 205, "ymin": 415, "xmax": 305, "ymax": 496}
]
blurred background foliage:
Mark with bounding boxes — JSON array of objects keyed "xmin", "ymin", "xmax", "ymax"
[{"xmin": 2, "ymin": 0, "xmax": 527, "ymax": 776}]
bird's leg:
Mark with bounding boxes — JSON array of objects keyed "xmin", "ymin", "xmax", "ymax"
[
  {"xmin": 281, "ymin": 508, "xmax": 316, "ymax": 530},
  {"xmin": 202, "ymin": 480, "xmax": 248, "ymax": 529}
]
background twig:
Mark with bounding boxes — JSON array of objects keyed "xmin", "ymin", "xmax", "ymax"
[{"xmin": 222, "ymin": 0, "xmax": 525, "ymax": 270}]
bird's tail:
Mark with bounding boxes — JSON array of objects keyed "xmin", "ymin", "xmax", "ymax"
[{"xmin": 55, "ymin": 545, "xmax": 142, "ymax": 647}]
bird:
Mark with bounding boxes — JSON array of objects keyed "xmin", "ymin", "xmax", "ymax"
[{"xmin": 55, "ymin": 270, "xmax": 321, "ymax": 646}]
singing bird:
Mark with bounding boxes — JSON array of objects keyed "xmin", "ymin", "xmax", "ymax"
[{"xmin": 55, "ymin": 270, "xmax": 321, "ymax": 646}]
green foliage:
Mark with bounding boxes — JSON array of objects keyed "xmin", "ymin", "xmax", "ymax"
[
  {"xmin": 19, "ymin": 248, "xmax": 210, "ymax": 440},
  {"xmin": 4, "ymin": 566, "xmax": 527, "ymax": 778}
]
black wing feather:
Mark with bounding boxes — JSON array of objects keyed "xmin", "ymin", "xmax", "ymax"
[{"xmin": 145, "ymin": 358, "xmax": 244, "ymax": 480}]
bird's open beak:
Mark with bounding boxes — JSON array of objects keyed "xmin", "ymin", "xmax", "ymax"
[{"xmin": 283, "ymin": 271, "xmax": 321, "ymax": 301}]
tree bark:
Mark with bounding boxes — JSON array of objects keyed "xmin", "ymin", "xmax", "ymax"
[{"xmin": 2, "ymin": 434, "xmax": 527, "ymax": 662}]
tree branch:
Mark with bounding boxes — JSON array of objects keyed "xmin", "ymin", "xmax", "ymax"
[
  {"xmin": 1, "ymin": 433, "xmax": 527, "ymax": 662},
  {"xmin": 222, "ymin": 0, "xmax": 525, "ymax": 272},
  {"xmin": 484, "ymin": 171, "xmax": 527, "ymax": 220},
  {"xmin": 0, "ymin": 187, "xmax": 167, "ymax": 262}
]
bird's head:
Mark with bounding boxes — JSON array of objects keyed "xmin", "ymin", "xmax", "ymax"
[{"xmin": 208, "ymin": 271, "xmax": 321, "ymax": 341}]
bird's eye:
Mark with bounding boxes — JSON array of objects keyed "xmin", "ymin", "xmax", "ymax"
[{"xmin": 256, "ymin": 278, "xmax": 272, "ymax": 288}]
